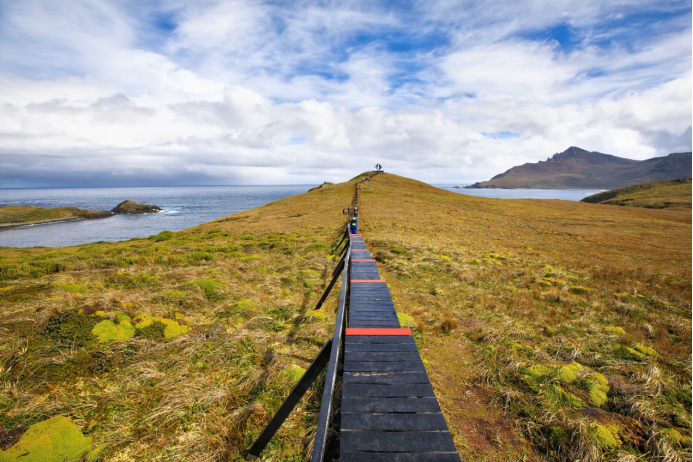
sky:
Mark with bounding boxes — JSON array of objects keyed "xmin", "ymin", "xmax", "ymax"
[{"xmin": 0, "ymin": 0, "xmax": 691, "ymax": 187}]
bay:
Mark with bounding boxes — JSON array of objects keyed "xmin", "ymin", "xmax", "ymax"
[
  {"xmin": 435, "ymin": 185, "xmax": 605, "ymax": 201},
  {"xmin": 0, "ymin": 185, "xmax": 311, "ymax": 248}
]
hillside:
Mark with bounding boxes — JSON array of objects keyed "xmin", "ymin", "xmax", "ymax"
[
  {"xmin": 581, "ymin": 177, "xmax": 692, "ymax": 209},
  {"xmin": 467, "ymin": 147, "xmax": 692, "ymax": 189},
  {"xmin": 0, "ymin": 206, "xmax": 111, "ymax": 228},
  {"xmin": 0, "ymin": 174, "xmax": 691, "ymax": 462}
]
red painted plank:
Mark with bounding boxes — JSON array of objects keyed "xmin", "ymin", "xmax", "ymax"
[
  {"xmin": 346, "ymin": 328, "xmax": 412, "ymax": 336},
  {"xmin": 351, "ymin": 279, "xmax": 386, "ymax": 283}
]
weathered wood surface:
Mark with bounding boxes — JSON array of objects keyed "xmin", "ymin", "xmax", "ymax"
[{"xmin": 341, "ymin": 233, "xmax": 461, "ymax": 461}]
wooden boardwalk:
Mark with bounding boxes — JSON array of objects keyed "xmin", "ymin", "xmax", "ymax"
[{"xmin": 340, "ymin": 233, "xmax": 461, "ymax": 461}]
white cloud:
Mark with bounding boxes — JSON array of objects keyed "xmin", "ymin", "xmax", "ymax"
[{"xmin": 0, "ymin": 0, "xmax": 689, "ymax": 186}]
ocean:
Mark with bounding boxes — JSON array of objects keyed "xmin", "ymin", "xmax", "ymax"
[
  {"xmin": 0, "ymin": 185, "xmax": 605, "ymax": 248},
  {"xmin": 0, "ymin": 185, "xmax": 311, "ymax": 248},
  {"xmin": 435, "ymin": 186, "xmax": 605, "ymax": 201}
]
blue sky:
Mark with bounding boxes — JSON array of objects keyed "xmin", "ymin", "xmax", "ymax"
[{"xmin": 0, "ymin": 0, "xmax": 690, "ymax": 187}]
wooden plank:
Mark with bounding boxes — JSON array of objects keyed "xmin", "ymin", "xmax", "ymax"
[
  {"xmin": 343, "ymin": 371, "xmax": 430, "ymax": 384},
  {"xmin": 345, "ymin": 328, "xmax": 411, "ymax": 336},
  {"xmin": 341, "ymin": 397, "xmax": 442, "ymax": 413},
  {"xmin": 345, "ymin": 351, "xmax": 420, "ymax": 362},
  {"xmin": 341, "ymin": 412, "xmax": 449, "ymax": 431},
  {"xmin": 343, "ymin": 361, "xmax": 425, "ymax": 372},
  {"xmin": 341, "ymin": 430, "xmax": 457, "ymax": 453},
  {"xmin": 345, "ymin": 336, "xmax": 415, "ymax": 344},
  {"xmin": 344, "ymin": 343, "xmax": 418, "ymax": 352},
  {"xmin": 342, "ymin": 383, "xmax": 435, "ymax": 398},
  {"xmin": 341, "ymin": 452, "xmax": 461, "ymax": 462}
]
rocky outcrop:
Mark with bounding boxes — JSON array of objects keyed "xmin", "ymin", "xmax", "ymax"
[
  {"xmin": 308, "ymin": 182, "xmax": 335, "ymax": 192},
  {"xmin": 111, "ymin": 200, "xmax": 162, "ymax": 214}
]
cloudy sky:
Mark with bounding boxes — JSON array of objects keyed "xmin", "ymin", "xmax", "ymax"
[{"xmin": 0, "ymin": 0, "xmax": 690, "ymax": 187}]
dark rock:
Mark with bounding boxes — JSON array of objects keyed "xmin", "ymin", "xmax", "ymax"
[{"xmin": 111, "ymin": 200, "xmax": 162, "ymax": 215}]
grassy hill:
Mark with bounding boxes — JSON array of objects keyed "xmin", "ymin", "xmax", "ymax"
[
  {"xmin": 0, "ymin": 174, "xmax": 690, "ymax": 461},
  {"xmin": 581, "ymin": 177, "xmax": 692, "ymax": 209},
  {"xmin": 0, "ymin": 205, "xmax": 111, "ymax": 228},
  {"xmin": 468, "ymin": 147, "xmax": 692, "ymax": 189}
]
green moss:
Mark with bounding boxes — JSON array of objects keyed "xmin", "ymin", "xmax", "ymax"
[
  {"xmin": 157, "ymin": 318, "xmax": 191, "ymax": 338},
  {"xmin": 53, "ymin": 281, "xmax": 88, "ymax": 294},
  {"xmin": 569, "ymin": 286, "xmax": 593, "ymax": 294},
  {"xmin": 604, "ymin": 326, "xmax": 626, "ymax": 335},
  {"xmin": 613, "ymin": 343, "xmax": 645, "ymax": 361},
  {"xmin": 239, "ymin": 255, "xmax": 263, "ymax": 261},
  {"xmin": 283, "ymin": 367, "xmax": 306, "ymax": 382},
  {"xmin": 234, "ymin": 300, "xmax": 257, "ymax": 312},
  {"xmin": 544, "ymin": 326, "xmax": 557, "ymax": 336},
  {"xmin": 115, "ymin": 311, "xmax": 131, "ymax": 323},
  {"xmin": 305, "ymin": 242, "xmax": 330, "ymax": 252},
  {"xmin": 183, "ymin": 279, "xmax": 227, "ymax": 300},
  {"xmin": 583, "ymin": 372, "xmax": 610, "ymax": 407},
  {"xmin": 469, "ymin": 258, "xmax": 481, "ymax": 264},
  {"xmin": 614, "ymin": 343, "xmax": 657, "ymax": 360},
  {"xmin": 256, "ymin": 266, "xmax": 268, "ymax": 274},
  {"xmin": 615, "ymin": 292, "xmax": 645, "ymax": 299},
  {"xmin": 547, "ymin": 385, "xmax": 586, "ymax": 409},
  {"xmin": 633, "ymin": 344, "xmax": 658, "ymax": 358},
  {"xmin": 304, "ymin": 279, "xmax": 315, "ymax": 288},
  {"xmin": 0, "ymin": 416, "xmax": 94, "ymax": 462},
  {"xmin": 523, "ymin": 365, "xmax": 553, "ymax": 390},
  {"xmin": 660, "ymin": 428, "xmax": 689, "ymax": 446},
  {"xmin": 391, "ymin": 245, "xmax": 407, "ymax": 254},
  {"xmin": 397, "ymin": 313, "xmax": 416, "ymax": 327},
  {"xmin": 430, "ymin": 288, "xmax": 446, "ymax": 296},
  {"xmin": 305, "ymin": 310, "xmax": 326, "ymax": 319},
  {"xmin": 164, "ymin": 290, "xmax": 186, "ymax": 299},
  {"xmin": 558, "ymin": 362, "xmax": 584, "ymax": 384},
  {"xmin": 91, "ymin": 319, "xmax": 136, "ymax": 343},
  {"xmin": 591, "ymin": 424, "xmax": 621, "ymax": 449},
  {"xmin": 133, "ymin": 314, "xmax": 154, "ymax": 329},
  {"xmin": 298, "ymin": 269, "xmax": 321, "ymax": 278}
]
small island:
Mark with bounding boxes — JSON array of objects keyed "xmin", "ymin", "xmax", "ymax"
[
  {"xmin": 111, "ymin": 200, "xmax": 162, "ymax": 214},
  {"xmin": 0, "ymin": 200, "xmax": 162, "ymax": 230}
]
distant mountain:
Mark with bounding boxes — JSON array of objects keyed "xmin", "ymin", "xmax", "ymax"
[{"xmin": 467, "ymin": 147, "xmax": 692, "ymax": 189}]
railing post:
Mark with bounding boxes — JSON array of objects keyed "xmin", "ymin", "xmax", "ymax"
[
  {"xmin": 245, "ymin": 339, "xmax": 333, "ymax": 460},
  {"xmin": 311, "ymin": 238, "xmax": 351, "ymax": 462}
]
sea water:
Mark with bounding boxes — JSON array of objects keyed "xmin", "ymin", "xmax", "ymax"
[
  {"xmin": 0, "ymin": 185, "xmax": 310, "ymax": 248},
  {"xmin": 436, "ymin": 186, "xmax": 605, "ymax": 201},
  {"xmin": 0, "ymin": 185, "xmax": 605, "ymax": 248}
]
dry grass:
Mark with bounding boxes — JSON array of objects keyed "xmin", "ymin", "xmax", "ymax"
[
  {"xmin": 357, "ymin": 173, "xmax": 691, "ymax": 461},
  {"xmin": 0, "ymin": 173, "xmax": 690, "ymax": 461}
]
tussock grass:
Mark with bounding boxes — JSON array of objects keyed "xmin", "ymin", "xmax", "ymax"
[
  {"xmin": 357, "ymin": 173, "xmax": 691, "ymax": 461},
  {"xmin": 0, "ymin": 181, "xmax": 354, "ymax": 461},
  {"xmin": 1, "ymin": 173, "xmax": 690, "ymax": 461}
]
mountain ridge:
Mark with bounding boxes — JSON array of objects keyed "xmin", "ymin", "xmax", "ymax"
[{"xmin": 468, "ymin": 147, "xmax": 692, "ymax": 189}]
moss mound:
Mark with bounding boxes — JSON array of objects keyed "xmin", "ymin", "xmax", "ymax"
[
  {"xmin": 234, "ymin": 300, "xmax": 257, "ymax": 312},
  {"xmin": 283, "ymin": 367, "xmax": 306, "ymax": 382},
  {"xmin": 0, "ymin": 416, "xmax": 95, "ymax": 462},
  {"xmin": 397, "ymin": 313, "xmax": 415, "ymax": 327},
  {"xmin": 53, "ymin": 282, "xmax": 88, "ymax": 294},
  {"xmin": 91, "ymin": 318, "xmax": 136, "ymax": 343},
  {"xmin": 558, "ymin": 362, "xmax": 584, "ymax": 383},
  {"xmin": 590, "ymin": 423, "xmax": 621, "ymax": 449},
  {"xmin": 583, "ymin": 372, "xmax": 610, "ymax": 406},
  {"xmin": 183, "ymin": 279, "xmax": 227, "ymax": 299}
]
